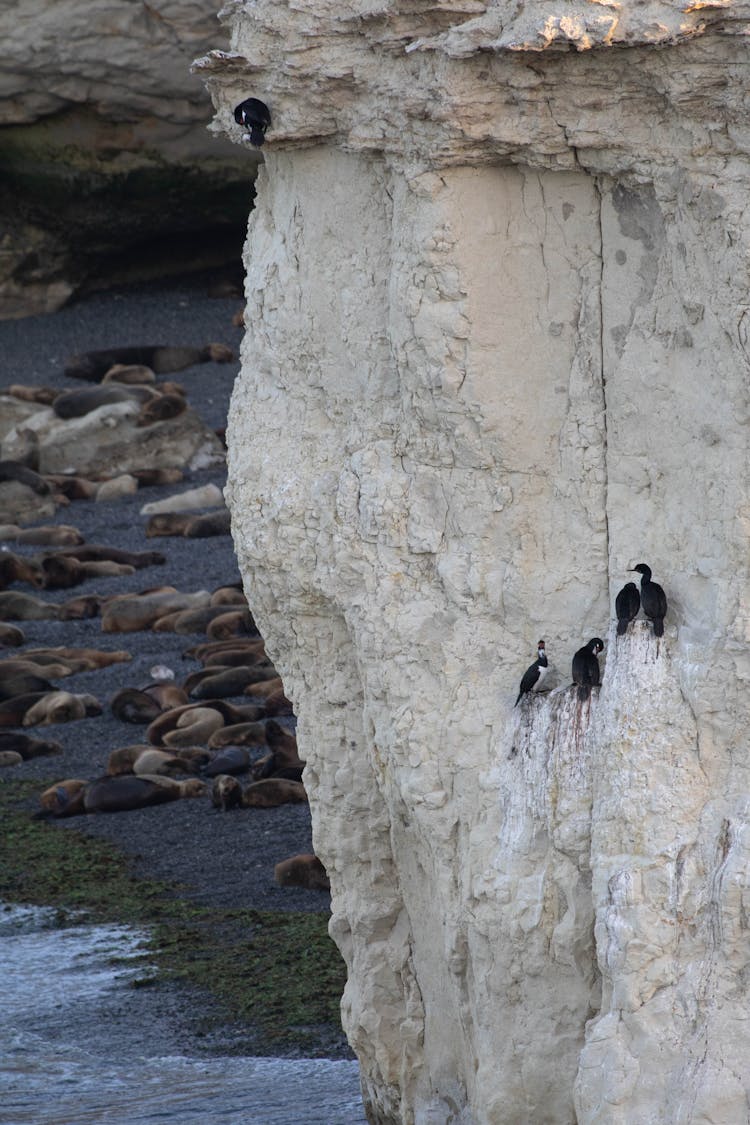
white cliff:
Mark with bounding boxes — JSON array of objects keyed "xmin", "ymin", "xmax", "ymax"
[{"xmin": 197, "ymin": 3, "xmax": 750, "ymax": 1121}]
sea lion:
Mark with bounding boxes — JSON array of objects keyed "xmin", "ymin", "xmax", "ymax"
[
  {"xmin": 52, "ymin": 385, "xmax": 154, "ymax": 420},
  {"xmin": 101, "ymin": 364, "xmax": 156, "ymax": 385},
  {"xmin": 58, "ymin": 595, "xmax": 105, "ymax": 619},
  {"xmin": 145, "ymin": 513, "xmax": 193, "ymax": 538},
  {"xmin": 202, "ymin": 746, "xmax": 251, "ymax": 777},
  {"xmin": 208, "ymin": 721, "xmax": 268, "ymax": 750},
  {"xmin": 0, "ymin": 693, "xmax": 48, "ymax": 727},
  {"xmin": 131, "ymin": 468, "xmax": 184, "ymax": 488},
  {"xmin": 36, "ymin": 779, "xmax": 88, "ymax": 818},
  {"xmin": 132, "ymin": 748, "xmax": 200, "ymax": 777},
  {"xmin": 208, "ymin": 584, "xmax": 246, "ymax": 607},
  {"xmin": 140, "ymin": 483, "xmax": 224, "ymax": 516},
  {"xmin": 0, "ymin": 552, "xmax": 42, "ymax": 589},
  {"xmin": 242, "ymin": 779, "xmax": 308, "ymax": 808},
  {"xmin": 0, "ymin": 461, "xmax": 52, "ymax": 495},
  {"xmin": 101, "ymin": 590, "xmax": 210, "ymax": 633},
  {"xmin": 95, "ymin": 476, "xmax": 138, "ymax": 502},
  {"xmin": 65, "ymin": 344, "xmax": 234, "ymax": 382},
  {"xmin": 23, "ymin": 691, "xmax": 102, "ymax": 727},
  {"xmin": 55, "ymin": 545, "xmax": 166, "ymax": 568},
  {"xmin": 16, "ymin": 525, "xmax": 84, "ymax": 546},
  {"xmin": 273, "ymin": 854, "xmax": 330, "ymax": 892},
  {"xmin": 244, "ymin": 676, "xmax": 285, "ymax": 700},
  {"xmin": 162, "ymin": 708, "xmax": 227, "ymax": 748},
  {"xmin": 111, "ymin": 688, "xmax": 163, "ymax": 724},
  {"xmin": 82, "ymin": 774, "xmax": 206, "ymax": 814},
  {"xmin": 0, "ymin": 672, "xmax": 56, "ymax": 701},
  {"xmin": 5, "ymin": 384, "xmax": 58, "ymax": 405},
  {"xmin": 211, "ymin": 774, "xmax": 243, "ymax": 811},
  {"xmin": 183, "ymin": 511, "xmax": 232, "ymax": 538},
  {"xmin": 0, "ymin": 623, "xmax": 24, "ymax": 646},
  {"xmin": 0, "ymin": 750, "xmax": 22, "ymax": 767},
  {"xmin": 187, "ymin": 664, "xmax": 278, "ymax": 700},
  {"xmin": 136, "ymin": 393, "xmax": 187, "ymax": 427},
  {"xmin": 106, "ymin": 744, "xmax": 151, "ymax": 775},
  {"xmin": 0, "ymin": 591, "xmax": 59, "ymax": 621},
  {"xmin": 143, "ymin": 682, "xmax": 189, "ymax": 711},
  {"xmin": 184, "ymin": 637, "xmax": 264, "ymax": 664},
  {"xmin": 38, "ymin": 555, "xmax": 87, "ymax": 590},
  {"xmin": 201, "ymin": 644, "xmax": 267, "ymax": 669},
  {"xmin": 42, "ymin": 474, "xmax": 99, "ymax": 500},
  {"xmin": 0, "ymin": 732, "xmax": 62, "ymax": 759},
  {"xmin": 152, "ymin": 605, "xmax": 236, "ymax": 635},
  {"xmin": 206, "ymin": 609, "xmax": 256, "ymax": 641},
  {"xmin": 22, "ymin": 646, "xmax": 131, "ymax": 670},
  {"xmin": 0, "ymin": 658, "xmax": 72, "ymax": 681},
  {"xmin": 265, "ymin": 720, "xmax": 305, "ymax": 770}
]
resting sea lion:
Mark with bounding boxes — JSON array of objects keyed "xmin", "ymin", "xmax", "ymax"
[
  {"xmin": 140, "ymin": 483, "xmax": 224, "ymax": 515},
  {"xmin": 0, "ymin": 591, "xmax": 59, "ymax": 621},
  {"xmin": 16, "ymin": 525, "xmax": 84, "ymax": 546},
  {"xmin": 22, "ymin": 646, "xmax": 131, "ymax": 670},
  {"xmin": 55, "ymin": 545, "xmax": 166, "ymax": 568},
  {"xmin": 188, "ymin": 664, "xmax": 278, "ymax": 700},
  {"xmin": 152, "ymin": 605, "xmax": 236, "ymax": 635},
  {"xmin": 5, "ymin": 384, "xmax": 58, "ymax": 405},
  {"xmin": 136, "ymin": 393, "xmax": 186, "ymax": 427},
  {"xmin": 184, "ymin": 637, "xmax": 263, "ymax": 663},
  {"xmin": 0, "ymin": 672, "xmax": 56, "ymax": 701},
  {"xmin": 131, "ymin": 468, "xmax": 184, "ymax": 488},
  {"xmin": 265, "ymin": 721, "xmax": 305, "ymax": 770},
  {"xmin": 201, "ymin": 644, "xmax": 267, "ymax": 669},
  {"xmin": 162, "ymin": 708, "xmax": 227, "ymax": 748},
  {"xmin": 102, "ymin": 590, "xmax": 210, "ymax": 633},
  {"xmin": 52, "ymin": 385, "xmax": 154, "ymax": 419},
  {"xmin": 106, "ymin": 744, "xmax": 151, "ymax": 775},
  {"xmin": 211, "ymin": 774, "xmax": 243, "ymax": 811},
  {"xmin": 58, "ymin": 595, "xmax": 105, "ymax": 619},
  {"xmin": 82, "ymin": 774, "xmax": 206, "ymax": 813},
  {"xmin": 202, "ymin": 746, "xmax": 251, "ymax": 777},
  {"xmin": 42, "ymin": 474, "xmax": 99, "ymax": 500},
  {"xmin": 145, "ymin": 513, "xmax": 193, "ymax": 538},
  {"xmin": 273, "ymin": 854, "xmax": 330, "ymax": 891},
  {"xmin": 133, "ymin": 748, "xmax": 201, "ymax": 777},
  {"xmin": 0, "ymin": 659, "xmax": 72, "ymax": 680},
  {"xmin": 111, "ymin": 688, "xmax": 162, "ymax": 724},
  {"xmin": 208, "ymin": 721, "xmax": 268, "ymax": 750},
  {"xmin": 242, "ymin": 779, "xmax": 308, "ymax": 808},
  {"xmin": 0, "ymin": 552, "xmax": 42, "ymax": 589},
  {"xmin": 244, "ymin": 676, "xmax": 285, "ymax": 700},
  {"xmin": 0, "ymin": 623, "xmax": 24, "ymax": 646},
  {"xmin": 23, "ymin": 691, "xmax": 101, "ymax": 727},
  {"xmin": 0, "ymin": 732, "xmax": 62, "ymax": 759},
  {"xmin": 36, "ymin": 779, "xmax": 88, "ymax": 818},
  {"xmin": 143, "ymin": 682, "xmax": 189, "ymax": 711},
  {"xmin": 0, "ymin": 461, "xmax": 52, "ymax": 495},
  {"xmin": 101, "ymin": 364, "xmax": 156, "ymax": 385},
  {"xmin": 95, "ymin": 476, "xmax": 138, "ymax": 502},
  {"xmin": 0, "ymin": 750, "xmax": 22, "ymax": 767},
  {"xmin": 206, "ymin": 609, "xmax": 255, "ymax": 641},
  {"xmin": 208, "ymin": 584, "xmax": 246, "ymax": 607},
  {"xmin": 184, "ymin": 511, "xmax": 232, "ymax": 539},
  {"xmin": 65, "ymin": 343, "xmax": 234, "ymax": 382}
]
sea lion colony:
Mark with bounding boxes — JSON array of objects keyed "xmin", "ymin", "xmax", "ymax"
[{"xmin": 0, "ymin": 344, "xmax": 329, "ymax": 896}]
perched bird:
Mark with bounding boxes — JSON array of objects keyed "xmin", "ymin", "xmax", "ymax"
[
  {"xmin": 572, "ymin": 637, "xmax": 604, "ymax": 701},
  {"xmin": 233, "ymin": 98, "xmax": 271, "ymax": 147},
  {"xmin": 615, "ymin": 581, "xmax": 640, "ymax": 635},
  {"xmin": 630, "ymin": 563, "xmax": 667, "ymax": 637},
  {"xmin": 515, "ymin": 640, "xmax": 549, "ymax": 706}
]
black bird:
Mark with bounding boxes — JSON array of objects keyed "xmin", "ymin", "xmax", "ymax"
[
  {"xmin": 515, "ymin": 640, "xmax": 549, "ymax": 706},
  {"xmin": 615, "ymin": 581, "xmax": 640, "ymax": 635},
  {"xmin": 233, "ymin": 98, "xmax": 271, "ymax": 147},
  {"xmin": 630, "ymin": 563, "xmax": 667, "ymax": 637},
  {"xmin": 572, "ymin": 637, "xmax": 604, "ymax": 701}
]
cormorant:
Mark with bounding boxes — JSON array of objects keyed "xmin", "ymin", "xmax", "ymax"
[
  {"xmin": 572, "ymin": 637, "xmax": 604, "ymax": 701},
  {"xmin": 615, "ymin": 581, "xmax": 640, "ymax": 635},
  {"xmin": 233, "ymin": 98, "xmax": 272, "ymax": 147},
  {"xmin": 630, "ymin": 563, "xmax": 667, "ymax": 636},
  {"xmin": 515, "ymin": 640, "xmax": 549, "ymax": 706}
]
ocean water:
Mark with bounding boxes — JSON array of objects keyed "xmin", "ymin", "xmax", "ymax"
[{"xmin": 1, "ymin": 905, "xmax": 367, "ymax": 1125}]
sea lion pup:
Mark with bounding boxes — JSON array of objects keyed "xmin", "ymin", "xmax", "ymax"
[
  {"xmin": 206, "ymin": 609, "xmax": 256, "ymax": 641},
  {"xmin": 0, "ymin": 623, "xmax": 25, "ymax": 646},
  {"xmin": 145, "ymin": 512, "xmax": 193, "ymax": 538},
  {"xmin": 16, "ymin": 525, "xmax": 84, "ymax": 546},
  {"xmin": 185, "ymin": 664, "xmax": 278, "ymax": 700},
  {"xmin": 0, "ymin": 591, "xmax": 60, "ymax": 621},
  {"xmin": 242, "ymin": 779, "xmax": 308, "ymax": 808},
  {"xmin": 183, "ymin": 510, "xmax": 232, "ymax": 539},
  {"xmin": 211, "ymin": 774, "xmax": 243, "ymax": 812},
  {"xmin": 36, "ymin": 779, "xmax": 88, "ymax": 818},
  {"xmin": 102, "ymin": 590, "xmax": 210, "ymax": 633},
  {"xmin": 65, "ymin": 343, "xmax": 234, "ymax": 382},
  {"xmin": 22, "ymin": 646, "xmax": 131, "ymax": 671},
  {"xmin": 101, "ymin": 363, "xmax": 156, "ymax": 385},
  {"xmin": 0, "ymin": 732, "xmax": 62, "ymax": 760},
  {"xmin": 23, "ymin": 691, "xmax": 102, "ymax": 727},
  {"xmin": 208, "ymin": 721, "xmax": 268, "ymax": 750},
  {"xmin": 136, "ymin": 393, "xmax": 186, "ymax": 427},
  {"xmin": 152, "ymin": 605, "xmax": 238, "ymax": 635},
  {"xmin": 0, "ymin": 552, "xmax": 42, "ymax": 589},
  {"xmin": 82, "ymin": 774, "xmax": 206, "ymax": 814},
  {"xmin": 274, "ymin": 854, "xmax": 330, "ymax": 892},
  {"xmin": 55, "ymin": 545, "xmax": 166, "ymax": 569},
  {"xmin": 202, "ymin": 745, "xmax": 251, "ymax": 777},
  {"xmin": 0, "ymin": 750, "xmax": 23, "ymax": 767},
  {"xmin": 6, "ymin": 384, "xmax": 58, "ymax": 405},
  {"xmin": 111, "ymin": 688, "xmax": 163, "ymax": 724}
]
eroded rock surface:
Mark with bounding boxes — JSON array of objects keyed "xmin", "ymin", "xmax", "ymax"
[{"xmin": 199, "ymin": 3, "xmax": 750, "ymax": 1121}]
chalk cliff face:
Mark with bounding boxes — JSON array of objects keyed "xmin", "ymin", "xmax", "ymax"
[
  {"xmin": 0, "ymin": 1, "xmax": 257, "ymax": 318},
  {"xmin": 198, "ymin": 4, "xmax": 750, "ymax": 1122}
]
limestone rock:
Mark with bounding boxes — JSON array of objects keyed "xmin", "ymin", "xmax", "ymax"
[{"xmin": 200, "ymin": 3, "xmax": 750, "ymax": 1122}]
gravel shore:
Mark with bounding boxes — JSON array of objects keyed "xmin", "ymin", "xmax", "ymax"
[{"xmin": 0, "ymin": 274, "xmax": 350, "ymax": 1059}]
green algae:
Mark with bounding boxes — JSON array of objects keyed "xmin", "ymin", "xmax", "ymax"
[{"xmin": 0, "ymin": 778, "xmax": 348, "ymax": 1056}]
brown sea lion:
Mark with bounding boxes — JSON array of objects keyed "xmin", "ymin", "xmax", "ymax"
[
  {"xmin": 152, "ymin": 605, "xmax": 235, "ymax": 635},
  {"xmin": 162, "ymin": 708, "xmax": 227, "ymax": 748},
  {"xmin": 5, "ymin": 384, "xmax": 58, "ymax": 405},
  {"xmin": 145, "ymin": 513, "xmax": 194, "ymax": 539},
  {"xmin": 201, "ymin": 644, "xmax": 267, "ymax": 669},
  {"xmin": 102, "ymin": 591, "xmax": 209, "ymax": 633},
  {"xmin": 211, "ymin": 774, "xmax": 243, "ymax": 811},
  {"xmin": 273, "ymin": 854, "xmax": 330, "ymax": 891},
  {"xmin": 0, "ymin": 623, "xmax": 24, "ymax": 646},
  {"xmin": 0, "ymin": 732, "xmax": 62, "ymax": 759},
  {"xmin": 131, "ymin": 468, "xmax": 184, "ymax": 488},
  {"xmin": 132, "ymin": 748, "xmax": 201, "ymax": 777},
  {"xmin": 265, "ymin": 721, "xmax": 305, "ymax": 770},
  {"xmin": 208, "ymin": 721, "xmax": 268, "ymax": 750},
  {"xmin": 0, "ymin": 552, "xmax": 42, "ymax": 589},
  {"xmin": 36, "ymin": 779, "xmax": 88, "ymax": 818},
  {"xmin": 55, "ymin": 545, "xmax": 166, "ymax": 568},
  {"xmin": 206, "ymin": 609, "xmax": 256, "ymax": 641},
  {"xmin": 0, "ymin": 461, "xmax": 52, "ymax": 496},
  {"xmin": 208, "ymin": 584, "xmax": 246, "ymax": 607},
  {"xmin": 111, "ymin": 689, "xmax": 162, "ymax": 724},
  {"xmin": 188, "ymin": 664, "xmax": 278, "ymax": 700},
  {"xmin": 0, "ymin": 591, "xmax": 59, "ymax": 621},
  {"xmin": 0, "ymin": 750, "xmax": 23, "ymax": 767},
  {"xmin": 22, "ymin": 646, "xmax": 131, "ymax": 670},
  {"xmin": 143, "ymin": 682, "xmax": 189, "ymax": 711},
  {"xmin": 64, "ymin": 343, "xmax": 234, "ymax": 382},
  {"xmin": 106, "ymin": 744, "xmax": 151, "ymax": 775},
  {"xmin": 42, "ymin": 474, "xmax": 99, "ymax": 500},
  {"xmin": 52, "ymin": 385, "xmax": 154, "ymax": 420},
  {"xmin": 58, "ymin": 595, "xmax": 105, "ymax": 619},
  {"xmin": 244, "ymin": 676, "xmax": 285, "ymax": 700},
  {"xmin": 38, "ymin": 555, "xmax": 87, "ymax": 590},
  {"xmin": 136, "ymin": 393, "xmax": 187, "ymax": 427},
  {"xmin": 242, "ymin": 779, "xmax": 308, "ymax": 808},
  {"xmin": 0, "ymin": 672, "xmax": 56, "ymax": 700},
  {"xmin": 202, "ymin": 746, "xmax": 251, "ymax": 777},
  {"xmin": 82, "ymin": 774, "xmax": 206, "ymax": 814},
  {"xmin": 0, "ymin": 659, "xmax": 72, "ymax": 681},
  {"xmin": 23, "ymin": 691, "xmax": 102, "ymax": 727},
  {"xmin": 184, "ymin": 637, "xmax": 264, "ymax": 663},
  {"xmin": 94, "ymin": 476, "xmax": 138, "ymax": 502},
  {"xmin": 16, "ymin": 525, "xmax": 85, "ymax": 546},
  {"xmin": 101, "ymin": 364, "xmax": 156, "ymax": 385},
  {"xmin": 183, "ymin": 511, "xmax": 232, "ymax": 539},
  {"xmin": 146, "ymin": 700, "xmax": 263, "ymax": 746}
]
